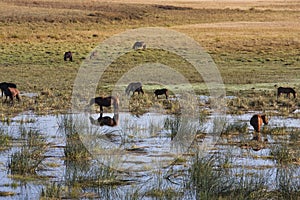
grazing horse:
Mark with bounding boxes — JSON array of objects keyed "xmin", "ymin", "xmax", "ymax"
[
  {"xmin": 154, "ymin": 88, "xmax": 168, "ymax": 99},
  {"xmin": 0, "ymin": 82, "xmax": 17, "ymax": 97},
  {"xmin": 277, "ymin": 87, "xmax": 296, "ymax": 99},
  {"xmin": 250, "ymin": 114, "xmax": 268, "ymax": 132},
  {"xmin": 125, "ymin": 82, "xmax": 144, "ymax": 96},
  {"xmin": 64, "ymin": 51, "xmax": 73, "ymax": 61},
  {"xmin": 89, "ymin": 112, "xmax": 119, "ymax": 127},
  {"xmin": 3, "ymin": 87, "xmax": 21, "ymax": 104},
  {"xmin": 133, "ymin": 41, "xmax": 146, "ymax": 50},
  {"xmin": 88, "ymin": 96, "xmax": 119, "ymax": 113}
]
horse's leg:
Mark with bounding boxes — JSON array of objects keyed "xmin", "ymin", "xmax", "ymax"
[
  {"xmin": 100, "ymin": 106, "xmax": 104, "ymax": 113},
  {"xmin": 4, "ymin": 95, "xmax": 8, "ymax": 103},
  {"xmin": 16, "ymin": 94, "xmax": 21, "ymax": 102},
  {"xmin": 9, "ymin": 95, "xmax": 13, "ymax": 105}
]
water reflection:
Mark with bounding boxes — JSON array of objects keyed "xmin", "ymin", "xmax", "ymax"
[
  {"xmin": 0, "ymin": 111, "xmax": 300, "ymax": 199},
  {"xmin": 89, "ymin": 112, "xmax": 119, "ymax": 127}
]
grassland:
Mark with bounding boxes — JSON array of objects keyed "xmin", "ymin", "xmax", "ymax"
[{"xmin": 0, "ymin": 0, "xmax": 299, "ymax": 114}]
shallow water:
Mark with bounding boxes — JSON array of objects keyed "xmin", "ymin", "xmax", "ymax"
[{"xmin": 0, "ymin": 111, "xmax": 299, "ymax": 199}]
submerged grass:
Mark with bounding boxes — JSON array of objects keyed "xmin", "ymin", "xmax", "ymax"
[
  {"xmin": 0, "ymin": 127, "xmax": 12, "ymax": 151},
  {"xmin": 187, "ymin": 151, "xmax": 272, "ymax": 200},
  {"xmin": 9, "ymin": 128, "xmax": 48, "ymax": 176},
  {"xmin": 270, "ymin": 145, "xmax": 298, "ymax": 165},
  {"xmin": 58, "ymin": 115, "xmax": 91, "ymax": 161}
]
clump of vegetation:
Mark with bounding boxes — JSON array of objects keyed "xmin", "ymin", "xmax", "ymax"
[
  {"xmin": 145, "ymin": 187, "xmax": 181, "ymax": 199},
  {"xmin": 40, "ymin": 182, "xmax": 63, "ymax": 199},
  {"xmin": 270, "ymin": 145, "xmax": 297, "ymax": 165},
  {"xmin": 187, "ymin": 152, "xmax": 269, "ymax": 200},
  {"xmin": 9, "ymin": 128, "xmax": 48, "ymax": 175},
  {"xmin": 58, "ymin": 115, "xmax": 91, "ymax": 161},
  {"xmin": 164, "ymin": 114, "xmax": 198, "ymax": 142},
  {"xmin": 0, "ymin": 127, "xmax": 12, "ymax": 151},
  {"xmin": 275, "ymin": 168, "xmax": 300, "ymax": 199},
  {"xmin": 188, "ymin": 153, "xmax": 232, "ymax": 199},
  {"xmin": 221, "ymin": 122, "xmax": 248, "ymax": 136}
]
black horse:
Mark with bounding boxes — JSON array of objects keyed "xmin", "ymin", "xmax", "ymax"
[
  {"xmin": 89, "ymin": 112, "xmax": 119, "ymax": 127},
  {"xmin": 0, "ymin": 82, "xmax": 17, "ymax": 97},
  {"xmin": 125, "ymin": 82, "xmax": 144, "ymax": 96},
  {"xmin": 154, "ymin": 88, "xmax": 168, "ymax": 99},
  {"xmin": 277, "ymin": 87, "xmax": 296, "ymax": 99},
  {"xmin": 64, "ymin": 51, "xmax": 73, "ymax": 61},
  {"xmin": 87, "ymin": 96, "xmax": 119, "ymax": 113}
]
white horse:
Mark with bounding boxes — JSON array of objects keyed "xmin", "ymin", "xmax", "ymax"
[
  {"xmin": 133, "ymin": 41, "xmax": 146, "ymax": 50},
  {"xmin": 125, "ymin": 82, "xmax": 144, "ymax": 96}
]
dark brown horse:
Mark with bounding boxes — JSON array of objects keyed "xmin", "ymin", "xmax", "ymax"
[
  {"xmin": 89, "ymin": 112, "xmax": 119, "ymax": 127},
  {"xmin": 277, "ymin": 87, "xmax": 296, "ymax": 99},
  {"xmin": 250, "ymin": 114, "xmax": 268, "ymax": 132},
  {"xmin": 0, "ymin": 82, "xmax": 17, "ymax": 97},
  {"xmin": 3, "ymin": 87, "xmax": 21, "ymax": 104},
  {"xmin": 64, "ymin": 51, "xmax": 73, "ymax": 61},
  {"xmin": 88, "ymin": 96, "xmax": 119, "ymax": 113},
  {"xmin": 125, "ymin": 82, "xmax": 144, "ymax": 96},
  {"xmin": 154, "ymin": 88, "xmax": 168, "ymax": 99}
]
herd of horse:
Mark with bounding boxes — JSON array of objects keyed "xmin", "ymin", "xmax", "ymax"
[
  {"xmin": 61, "ymin": 48, "xmax": 296, "ymax": 130},
  {"xmin": 86, "ymin": 83, "xmax": 296, "ymax": 136}
]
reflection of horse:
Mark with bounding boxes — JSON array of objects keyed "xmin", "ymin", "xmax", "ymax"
[
  {"xmin": 89, "ymin": 112, "xmax": 119, "ymax": 127},
  {"xmin": 125, "ymin": 82, "xmax": 144, "ymax": 96},
  {"xmin": 250, "ymin": 114, "xmax": 268, "ymax": 132},
  {"xmin": 0, "ymin": 82, "xmax": 17, "ymax": 97},
  {"xmin": 88, "ymin": 96, "xmax": 119, "ymax": 113},
  {"xmin": 64, "ymin": 51, "xmax": 73, "ymax": 61},
  {"xmin": 133, "ymin": 41, "xmax": 146, "ymax": 50},
  {"xmin": 277, "ymin": 87, "xmax": 296, "ymax": 99},
  {"xmin": 3, "ymin": 87, "xmax": 21, "ymax": 104},
  {"xmin": 154, "ymin": 88, "xmax": 168, "ymax": 99}
]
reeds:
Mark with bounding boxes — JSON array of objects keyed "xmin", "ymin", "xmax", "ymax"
[
  {"xmin": 270, "ymin": 145, "xmax": 296, "ymax": 165},
  {"xmin": 9, "ymin": 128, "xmax": 48, "ymax": 175},
  {"xmin": 0, "ymin": 127, "xmax": 11, "ymax": 151},
  {"xmin": 58, "ymin": 115, "xmax": 91, "ymax": 161},
  {"xmin": 187, "ymin": 152, "xmax": 270, "ymax": 200}
]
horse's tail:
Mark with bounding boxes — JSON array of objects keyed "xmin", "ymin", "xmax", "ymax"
[{"xmin": 250, "ymin": 115, "xmax": 260, "ymax": 132}]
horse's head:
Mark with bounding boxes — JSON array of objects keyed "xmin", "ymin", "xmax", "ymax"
[
  {"xmin": 261, "ymin": 115, "xmax": 268, "ymax": 125},
  {"xmin": 125, "ymin": 87, "xmax": 130, "ymax": 95}
]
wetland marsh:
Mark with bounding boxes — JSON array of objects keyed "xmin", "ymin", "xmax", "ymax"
[{"xmin": 0, "ymin": 0, "xmax": 300, "ymax": 199}]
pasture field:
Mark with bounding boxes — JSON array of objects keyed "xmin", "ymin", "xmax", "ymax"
[
  {"xmin": 0, "ymin": 0, "xmax": 299, "ymax": 114},
  {"xmin": 0, "ymin": 0, "xmax": 300, "ymax": 199}
]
